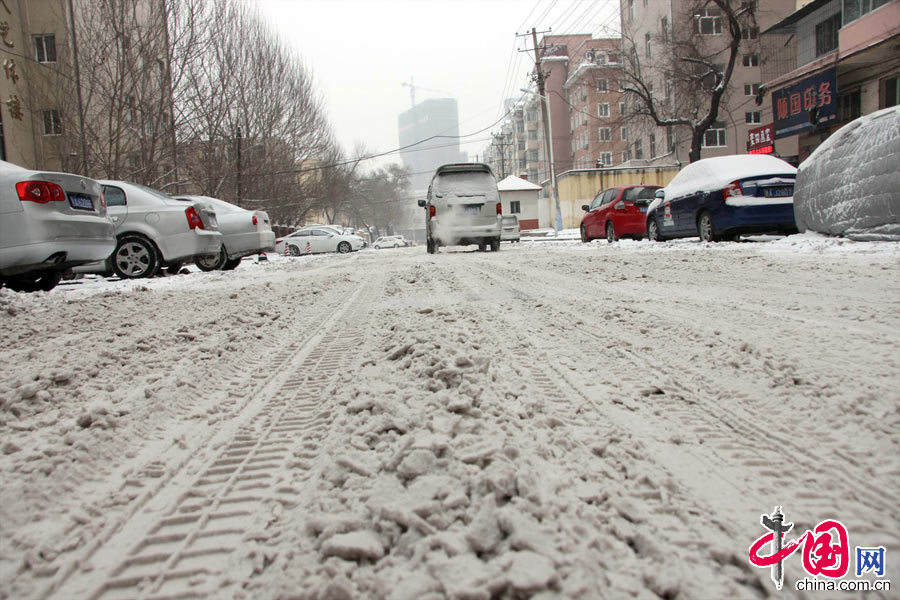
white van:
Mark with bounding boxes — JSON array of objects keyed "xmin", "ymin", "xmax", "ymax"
[{"xmin": 417, "ymin": 163, "xmax": 502, "ymax": 254}]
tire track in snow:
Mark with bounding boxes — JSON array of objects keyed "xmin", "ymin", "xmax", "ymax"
[{"xmin": 44, "ymin": 273, "xmax": 382, "ymax": 600}]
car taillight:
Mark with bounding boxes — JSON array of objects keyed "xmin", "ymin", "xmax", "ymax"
[
  {"xmin": 252, "ymin": 215, "xmax": 258, "ymax": 226},
  {"xmin": 185, "ymin": 206, "xmax": 204, "ymax": 230},
  {"xmin": 16, "ymin": 181, "xmax": 65, "ymax": 203},
  {"xmin": 99, "ymin": 191, "xmax": 107, "ymax": 208},
  {"xmin": 429, "ymin": 205, "xmax": 435, "ymax": 219},
  {"xmin": 725, "ymin": 181, "xmax": 742, "ymax": 199},
  {"xmin": 496, "ymin": 202, "xmax": 502, "ymax": 215}
]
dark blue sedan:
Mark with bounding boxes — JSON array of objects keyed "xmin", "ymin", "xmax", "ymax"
[{"xmin": 646, "ymin": 155, "xmax": 799, "ymax": 242}]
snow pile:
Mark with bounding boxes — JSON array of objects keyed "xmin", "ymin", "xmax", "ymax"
[{"xmin": 794, "ymin": 106, "xmax": 900, "ymax": 240}]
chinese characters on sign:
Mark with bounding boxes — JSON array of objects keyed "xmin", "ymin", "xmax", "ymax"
[
  {"xmin": 747, "ymin": 124, "xmax": 774, "ymax": 153},
  {"xmin": 772, "ymin": 67, "xmax": 837, "ymax": 139}
]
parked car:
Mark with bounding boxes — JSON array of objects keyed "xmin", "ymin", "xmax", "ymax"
[
  {"xmin": 646, "ymin": 155, "xmax": 798, "ymax": 243},
  {"xmin": 282, "ymin": 227, "xmax": 365, "ymax": 255},
  {"xmin": 581, "ymin": 185, "xmax": 660, "ymax": 243},
  {"xmin": 0, "ymin": 161, "xmax": 115, "ymax": 292},
  {"xmin": 418, "ymin": 163, "xmax": 502, "ymax": 253},
  {"xmin": 176, "ymin": 195, "xmax": 275, "ymax": 270},
  {"xmin": 500, "ymin": 215, "xmax": 520, "ymax": 242},
  {"xmin": 274, "ymin": 225, "xmax": 345, "ymax": 255},
  {"xmin": 96, "ymin": 181, "xmax": 222, "ymax": 278},
  {"xmin": 373, "ymin": 235, "xmax": 408, "ymax": 249}
]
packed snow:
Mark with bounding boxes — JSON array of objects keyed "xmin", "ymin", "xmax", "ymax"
[{"xmin": 1, "ymin": 236, "xmax": 898, "ymax": 599}]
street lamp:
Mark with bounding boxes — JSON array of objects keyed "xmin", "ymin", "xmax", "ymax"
[{"xmin": 521, "ymin": 88, "xmax": 562, "ymax": 233}]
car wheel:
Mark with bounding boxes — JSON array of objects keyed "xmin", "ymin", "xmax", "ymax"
[
  {"xmin": 478, "ymin": 242, "xmax": 487, "ymax": 252},
  {"xmin": 490, "ymin": 239, "xmax": 500, "ymax": 252},
  {"xmin": 337, "ymin": 241, "xmax": 352, "ymax": 254},
  {"xmin": 426, "ymin": 238, "xmax": 435, "ymax": 254},
  {"xmin": 113, "ymin": 235, "xmax": 159, "ymax": 279},
  {"xmin": 2, "ymin": 269, "xmax": 63, "ymax": 293},
  {"xmin": 222, "ymin": 258, "xmax": 241, "ymax": 270},
  {"xmin": 698, "ymin": 211, "xmax": 716, "ymax": 243},
  {"xmin": 288, "ymin": 244, "xmax": 301, "ymax": 257},
  {"xmin": 580, "ymin": 224, "xmax": 588, "ymax": 243},
  {"xmin": 166, "ymin": 263, "xmax": 183, "ymax": 275},
  {"xmin": 606, "ymin": 221, "xmax": 617, "ymax": 243},
  {"xmin": 647, "ymin": 219, "xmax": 662, "ymax": 242},
  {"xmin": 197, "ymin": 246, "xmax": 227, "ymax": 271}
]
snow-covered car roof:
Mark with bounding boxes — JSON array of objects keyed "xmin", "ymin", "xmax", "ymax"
[{"xmin": 664, "ymin": 155, "xmax": 797, "ymax": 199}]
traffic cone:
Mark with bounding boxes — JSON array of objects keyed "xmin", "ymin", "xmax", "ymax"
[
  {"xmin": 306, "ymin": 242, "xmax": 311, "ymax": 254},
  {"xmin": 284, "ymin": 244, "xmax": 290, "ymax": 256}
]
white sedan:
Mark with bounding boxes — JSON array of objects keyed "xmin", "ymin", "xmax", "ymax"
[
  {"xmin": 177, "ymin": 195, "xmax": 275, "ymax": 270},
  {"xmin": 0, "ymin": 160, "xmax": 115, "ymax": 292},
  {"xmin": 373, "ymin": 235, "xmax": 409, "ymax": 249},
  {"xmin": 282, "ymin": 227, "xmax": 365, "ymax": 255}
]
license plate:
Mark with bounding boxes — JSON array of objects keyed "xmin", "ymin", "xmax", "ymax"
[
  {"xmin": 458, "ymin": 205, "xmax": 480, "ymax": 215},
  {"xmin": 639, "ymin": 206, "xmax": 647, "ymax": 212},
  {"xmin": 763, "ymin": 187, "xmax": 793, "ymax": 198},
  {"xmin": 68, "ymin": 193, "xmax": 94, "ymax": 211}
]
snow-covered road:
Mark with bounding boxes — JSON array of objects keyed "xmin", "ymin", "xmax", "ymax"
[{"xmin": 2, "ymin": 235, "xmax": 898, "ymax": 599}]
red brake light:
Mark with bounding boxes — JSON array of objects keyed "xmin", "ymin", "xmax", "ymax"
[
  {"xmin": 725, "ymin": 181, "xmax": 742, "ymax": 199},
  {"xmin": 428, "ymin": 205, "xmax": 435, "ymax": 219},
  {"xmin": 252, "ymin": 215, "xmax": 258, "ymax": 226},
  {"xmin": 185, "ymin": 206, "xmax": 204, "ymax": 230},
  {"xmin": 16, "ymin": 181, "xmax": 66, "ymax": 203},
  {"xmin": 99, "ymin": 191, "xmax": 107, "ymax": 209},
  {"xmin": 496, "ymin": 202, "xmax": 502, "ymax": 215}
]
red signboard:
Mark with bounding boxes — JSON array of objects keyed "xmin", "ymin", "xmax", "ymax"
[{"xmin": 748, "ymin": 124, "xmax": 774, "ymax": 152}]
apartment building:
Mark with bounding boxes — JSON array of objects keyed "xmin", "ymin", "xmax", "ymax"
[
  {"xmin": 618, "ymin": 0, "xmax": 795, "ymax": 163},
  {"xmin": 759, "ymin": 0, "xmax": 899, "ymax": 162}
]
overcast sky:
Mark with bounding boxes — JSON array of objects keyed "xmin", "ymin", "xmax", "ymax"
[{"xmin": 253, "ymin": 0, "xmax": 620, "ymax": 168}]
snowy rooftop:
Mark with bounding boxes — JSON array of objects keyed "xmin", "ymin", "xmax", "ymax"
[{"xmin": 497, "ymin": 175, "xmax": 542, "ymax": 191}]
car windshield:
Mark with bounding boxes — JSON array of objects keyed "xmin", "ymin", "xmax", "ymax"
[
  {"xmin": 433, "ymin": 172, "xmax": 495, "ymax": 196},
  {"xmin": 502, "ymin": 217, "xmax": 517, "ymax": 225},
  {"xmin": 131, "ymin": 182, "xmax": 174, "ymax": 202}
]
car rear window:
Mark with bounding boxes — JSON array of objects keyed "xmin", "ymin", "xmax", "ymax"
[
  {"xmin": 502, "ymin": 216, "xmax": 517, "ymax": 225},
  {"xmin": 624, "ymin": 187, "xmax": 659, "ymax": 201},
  {"xmin": 103, "ymin": 185, "xmax": 126, "ymax": 206}
]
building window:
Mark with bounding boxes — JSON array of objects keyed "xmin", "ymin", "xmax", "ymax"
[
  {"xmin": 596, "ymin": 78, "xmax": 608, "ymax": 93},
  {"xmin": 745, "ymin": 111, "xmax": 761, "ymax": 124},
  {"xmin": 599, "ymin": 152, "xmax": 612, "ymax": 166},
  {"xmin": 526, "ymin": 110, "xmax": 538, "ymax": 122},
  {"xmin": 597, "ymin": 103, "xmax": 609, "ymax": 117},
  {"xmin": 33, "ymin": 35, "xmax": 57, "ymax": 63},
  {"xmin": 628, "ymin": 0, "xmax": 634, "ymax": 20},
  {"xmin": 661, "ymin": 16, "xmax": 669, "ymax": 42},
  {"xmin": 649, "ymin": 133, "xmax": 656, "ymax": 157},
  {"xmin": 598, "ymin": 127, "xmax": 611, "ymax": 141},
  {"xmin": 519, "ymin": 158, "xmax": 527, "ymax": 169},
  {"xmin": 510, "ymin": 200, "xmax": 521, "ymax": 214},
  {"xmin": 518, "ymin": 141, "xmax": 525, "ymax": 151},
  {"xmin": 42, "ymin": 109, "xmax": 62, "ymax": 136},
  {"xmin": 881, "ymin": 74, "xmax": 899, "ymax": 108},
  {"xmin": 528, "ymin": 130, "xmax": 538, "ymax": 141},
  {"xmin": 608, "ymin": 51, "xmax": 619, "ymax": 64},
  {"xmin": 742, "ymin": 54, "xmax": 759, "ymax": 67},
  {"xmin": 815, "ymin": 13, "xmax": 841, "ymax": 56},
  {"xmin": 702, "ymin": 122, "xmax": 726, "ymax": 147},
  {"xmin": 744, "ymin": 83, "xmax": 760, "ymax": 96},
  {"xmin": 619, "ymin": 102, "xmax": 627, "ymax": 116},
  {"xmin": 843, "ymin": 0, "xmax": 891, "ymax": 25},
  {"xmin": 696, "ymin": 8, "xmax": 723, "ymax": 35},
  {"xmin": 621, "ymin": 126, "xmax": 628, "ymax": 141},
  {"xmin": 645, "ymin": 32, "xmax": 651, "ymax": 58},
  {"xmin": 839, "ymin": 89, "xmax": 862, "ymax": 122},
  {"xmin": 633, "ymin": 139, "xmax": 644, "ymax": 159},
  {"xmin": 741, "ymin": 25, "xmax": 759, "ymax": 40},
  {"xmin": 622, "ymin": 151, "xmax": 630, "ymax": 163},
  {"xmin": 527, "ymin": 149, "xmax": 539, "ymax": 161}
]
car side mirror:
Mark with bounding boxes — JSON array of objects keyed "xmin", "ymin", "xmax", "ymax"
[
  {"xmin": 654, "ymin": 189, "xmax": 665, "ymax": 199},
  {"xmin": 417, "ymin": 200, "xmax": 426, "ymax": 207},
  {"xmin": 581, "ymin": 204, "xmax": 590, "ymax": 212},
  {"xmin": 614, "ymin": 201, "xmax": 625, "ymax": 210}
]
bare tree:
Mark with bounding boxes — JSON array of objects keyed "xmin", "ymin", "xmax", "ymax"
[{"xmin": 620, "ymin": 0, "xmax": 754, "ymax": 162}]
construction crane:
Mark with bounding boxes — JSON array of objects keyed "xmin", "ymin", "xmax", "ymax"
[{"xmin": 401, "ymin": 77, "xmax": 453, "ymax": 108}]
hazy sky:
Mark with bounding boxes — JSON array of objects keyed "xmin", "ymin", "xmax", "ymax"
[{"xmin": 253, "ymin": 0, "xmax": 620, "ymax": 167}]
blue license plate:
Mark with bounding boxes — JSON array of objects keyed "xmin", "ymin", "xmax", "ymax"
[
  {"xmin": 68, "ymin": 193, "xmax": 94, "ymax": 211},
  {"xmin": 640, "ymin": 206, "xmax": 647, "ymax": 212},
  {"xmin": 763, "ymin": 187, "xmax": 793, "ymax": 198},
  {"xmin": 459, "ymin": 205, "xmax": 480, "ymax": 215}
]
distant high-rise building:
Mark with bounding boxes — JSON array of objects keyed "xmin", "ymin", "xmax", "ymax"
[{"xmin": 397, "ymin": 98, "xmax": 467, "ymax": 191}]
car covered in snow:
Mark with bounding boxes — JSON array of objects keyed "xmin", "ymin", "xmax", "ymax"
[
  {"xmin": 418, "ymin": 163, "xmax": 502, "ymax": 253},
  {"xmin": 373, "ymin": 235, "xmax": 409, "ymax": 249},
  {"xmin": 0, "ymin": 160, "xmax": 115, "ymax": 292},
  {"xmin": 646, "ymin": 155, "xmax": 798, "ymax": 242},
  {"xmin": 96, "ymin": 181, "xmax": 222, "ymax": 278},
  {"xmin": 282, "ymin": 227, "xmax": 365, "ymax": 255},
  {"xmin": 793, "ymin": 105, "xmax": 900, "ymax": 241},
  {"xmin": 581, "ymin": 185, "xmax": 660, "ymax": 243},
  {"xmin": 500, "ymin": 215, "xmax": 520, "ymax": 242},
  {"xmin": 176, "ymin": 195, "xmax": 275, "ymax": 270}
]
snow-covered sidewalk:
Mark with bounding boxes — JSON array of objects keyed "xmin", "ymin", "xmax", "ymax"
[{"xmin": 1, "ymin": 236, "xmax": 898, "ymax": 599}]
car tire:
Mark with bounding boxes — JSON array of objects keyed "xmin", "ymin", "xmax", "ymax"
[
  {"xmin": 426, "ymin": 238, "xmax": 435, "ymax": 254},
  {"xmin": 2, "ymin": 269, "xmax": 63, "ymax": 293},
  {"xmin": 478, "ymin": 242, "xmax": 487, "ymax": 252},
  {"xmin": 337, "ymin": 241, "xmax": 352, "ymax": 254},
  {"xmin": 288, "ymin": 244, "xmax": 301, "ymax": 257},
  {"xmin": 490, "ymin": 239, "xmax": 500, "ymax": 252},
  {"xmin": 606, "ymin": 221, "xmax": 617, "ymax": 243},
  {"xmin": 647, "ymin": 219, "xmax": 663, "ymax": 242},
  {"xmin": 222, "ymin": 258, "xmax": 241, "ymax": 270},
  {"xmin": 580, "ymin": 224, "xmax": 589, "ymax": 243},
  {"xmin": 698, "ymin": 211, "xmax": 716, "ymax": 243},
  {"xmin": 166, "ymin": 263, "xmax": 183, "ymax": 275},
  {"xmin": 112, "ymin": 235, "xmax": 159, "ymax": 279},
  {"xmin": 197, "ymin": 246, "xmax": 227, "ymax": 271}
]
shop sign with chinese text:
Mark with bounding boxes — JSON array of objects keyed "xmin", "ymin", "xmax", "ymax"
[{"xmin": 771, "ymin": 67, "xmax": 837, "ymax": 139}]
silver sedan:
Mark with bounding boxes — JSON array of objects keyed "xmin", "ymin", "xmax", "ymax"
[
  {"xmin": 0, "ymin": 160, "xmax": 115, "ymax": 292},
  {"xmin": 176, "ymin": 196, "xmax": 275, "ymax": 270}
]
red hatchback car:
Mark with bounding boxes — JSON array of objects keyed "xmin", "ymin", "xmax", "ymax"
[{"xmin": 580, "ymin": 185, "xmax": 661, "ymax": 243}]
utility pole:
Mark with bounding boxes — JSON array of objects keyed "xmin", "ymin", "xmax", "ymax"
[
  {"xmin": 492, "ymin": 133, "xmax": 514, "ymax": 179},
  {"xmin": 67, "ymin": 0, "xmax": 88, "ymax": 176},
  {"xmin": 525, "ymin": 27, "xmax": 562, "ymax": 232},
  {"xmin": 235, "ymin": 126, "xmax": 242, "ymax": 203}
]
